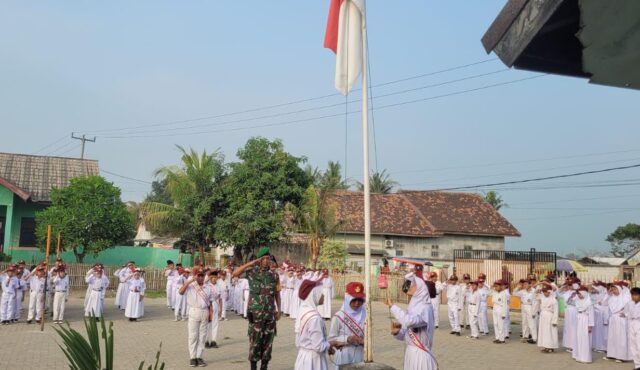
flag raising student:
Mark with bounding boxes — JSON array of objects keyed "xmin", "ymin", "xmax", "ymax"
[
  {"xmin": 386, "ymin": 271, "xmax": 438, "ymax": 370},
  {"xmin": 590, "ymin": 282, "xmax": 609, "ymax": 353},
  {"xmin": 52, "ymin": 267, "xmax": 69, "ymax": 324},
  {"xmin": 537, "ymin": 285, "xmax": 559, "ymax": 353},
  {"xmin": 466, "ymin": 280, "xmax": 481, "ymax": 340},
  {"xmin": 328, "ymin": 282, "xmax": 365, "ymax": 369},
  {"xmin": 491, "ymin": 279, "xmax": 508, "ymax": 344},
  {"xmin": 125, "ymin": 268, "xmax": 145, "ymax": 322},
  {"xmin": 444, "ymin": 275, "xmax": 463, "ymax": 336},
  {"xmin": 604, "ymin": 281, "xmax": 631, "ymax": 363},
  {"xmin": 514, "ymin": 279, "xmax": 538, "ymax": 344}
]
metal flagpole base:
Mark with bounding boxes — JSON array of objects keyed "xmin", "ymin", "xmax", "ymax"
[{"xmin": 340, "ymin": 363, "xmax": 396, "ymax": 370}]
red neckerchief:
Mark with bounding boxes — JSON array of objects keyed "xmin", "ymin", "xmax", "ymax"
[{"xmin": 336, "ymin": 310, "xmax": 364, "ymax": 338}]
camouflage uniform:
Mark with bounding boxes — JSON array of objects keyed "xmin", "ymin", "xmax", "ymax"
[{"xmin": 246, "ymin": 266, "xmax": 279, "ymax": 363}]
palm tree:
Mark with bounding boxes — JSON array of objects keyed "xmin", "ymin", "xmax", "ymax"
[
  {"xmin": 483, "ymin": 191, "xmax": 507, "ymax": 211},
  {"xmin": 141, "ymin": 145, "xmax": 225, "ymax": 241},
  {"xmin": 357, "ymin": 169, "xmax": 398, "ymax": 194},
  {"xmin": 319, "ymin": 161, "xmax": 349, "ymax": 190}
]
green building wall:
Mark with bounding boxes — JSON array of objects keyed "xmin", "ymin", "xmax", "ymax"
[{"xmin": 0, "ymin": 185, "xmax": 46, "ymax": 253}]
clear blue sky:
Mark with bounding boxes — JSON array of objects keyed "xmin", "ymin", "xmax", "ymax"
[{"xmin": 1, "ymin": 1, "xmax": 638, "ymax": 256}]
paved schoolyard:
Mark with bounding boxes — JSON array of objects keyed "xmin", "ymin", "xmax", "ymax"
[{"xmin": 0, "ymin": 296, "xmax": 630, "ymax": 370}]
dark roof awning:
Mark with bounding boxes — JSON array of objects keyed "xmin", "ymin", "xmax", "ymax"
[{"xmin": 482, "ymin": 0, "xmax": 640, "ymax": 90}]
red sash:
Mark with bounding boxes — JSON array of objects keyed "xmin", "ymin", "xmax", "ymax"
[
  {"xmin": 195, "ymin": 284, "xmax": 213, "ymax": 322},
  {"xmin": 407, "ymin": 329, "xmax": 430, "ymax": 353},
  {"xmin": 336, "ymin": 310, "xmax": 364, "ymax": 338},
  {"xmin": 299, "ymin": 310, "xmax": 320, "ymax": 334}
]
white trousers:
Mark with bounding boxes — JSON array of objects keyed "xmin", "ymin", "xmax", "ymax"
[
  {"xmin": 27, "ymin": 291, "xmax": 44, "ymax": 321},
  {"xmin": 521, "ymin": 305, "xmax": 537, "ymax": 340},
  {"xmin": 174, "ymin": 287, "xmax": 187, "ymax": 319},
  {"xmin": 0, "ymin": 293, "xmax": 15, "ymax": 321},
  {"xmin": 478, "ymin": 304, "xmax": 489, "ymax": 333},
  {"xmin": 166, "ymin": 283, "xmax": 175, "ymax": 308},
  {"xmin": 13, "ymin": 290, "xmax": 23, "ymax": 320},
  {"xmin": 432, "ymin": 296, "xmax": 440, "ymax": 327},
  {"xmin": 493, "ymin": 310, "xmax": 506, "ymax": 341},
  {"xmin": 208, "ymin": 303, "xmax": 220, "ymax": 343},
  {"xmin": 188, "ymin": 307, "xmax": 209, "ymax": 359},
  {"xmin": 447, "ymin": 303, "xmax": 460, "ymax": 332},
  {"xmin": 243, "ymin": 290, "xmax": 249, "ymax": 317},
  {"xmin": 469, "ymin": 308, "xmax": 479, "ymax": 338},
  {"xmin": 220, "ymin": 296, "xmax": 227, "ymax": 319},
  {"xmin": 53, "ymin": 292, "xmax": 67, "ymax": 321}
]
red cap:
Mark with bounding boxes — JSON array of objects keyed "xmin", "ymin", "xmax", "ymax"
[
  {"xmin": 429, "ymin": 272, "xmax": 438, "ymax": 279},
  {"xmin": 494, "ymin": 279, "xmax": 506, "ymax": 286},
  {"xmin": 462, "ymin": 273, "xmax": 471, "ymax": 280},
  {"xmin": 449, "ymin": 275, "xmax": 458, "ymax": 281},
  {"xmin": 298, "ymin": 279, "xmax": 321, "ymax": 300},
  {"xmin": 346, "ymin": 282, "xmax": 365, "ymax": 299}
]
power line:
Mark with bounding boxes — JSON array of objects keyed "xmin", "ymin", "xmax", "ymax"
[
  {"xmin": 102, "ymin": 74, "xmax": 544, "ymax": 140},
  {"xmin": 101, "ymin": 169, "xmax": 152, "ymax": 185},
  {"xmin": 97, "ymin": 69, "xmax": 508, "ymax": 138},
  {"xmin": 55, "ymin": 144, "xmax": 82, "ymax": 157},
  {"xmin": 430, "ymin": 163, "xmax": 640, "ymax": 191},
  {"xmin": 33, "ymin": 135, "xmax": 68, "ymax": 154},
  {"xmin": 45, "ymin": 140, "xmax": 75, "ymax": 156},
  {"xmin": 84, "ymin": 58, "xmax": 499, "ymax": 135}
]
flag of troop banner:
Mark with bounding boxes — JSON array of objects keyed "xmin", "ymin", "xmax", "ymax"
[{"xmin": 324, "ymin": 0, "xmax": 366, "ymax": 95}]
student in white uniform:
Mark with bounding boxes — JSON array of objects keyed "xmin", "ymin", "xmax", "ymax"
[
  {"xmin": 590, "ymin": 282, "xmax": 609, "ymax": 353},
  {"xmin": 460, "ymin": 274, "xmax": 471, "ymax": 330},
  {"xmin": 27, "ymin": 265, "xmax": 49, "ymax": 324},
  {"xmin": 206, "ymin": 270, "xmax": 222, "ymax": 349},
  {"xmin": 560, "ymin": 278, "xmax": 579, "ymax": 352},
  {"xmin": 429, "ymin": 272, "xmax": 443, "ymax": 329},
  {"xmin": 165, "ymin": 260, "xmax": 179, "ymax": 310},
  {"xmin": 125, "ymin": 268, "xmax": 145, "ymax": 321},
  {"xmin": 240, "ymin": 277, "xmax": 250, "ymax": 318},
  {"xmin": 604, "ymin": 282, "xmax": 631, "ymax": 363},
  {"xmin": 290, "ymin": 270, "xmax": 304, "ymax": 320},
  {"xmin": 115, "ymin": 262, "xmax": 133, "ymax": 309},
  {"xmin": 52, "ymin": 267, "xmax": 69, "ymax": 324},
  {"xmin": 626, "ymin": 287, "xmax": 640, "ymax": 370},
  {"xmin": 571, "ymin": 286, "xmax": 594, "ymax": 363},
  {"xmin": 294, "ymin": 278, "xmax": 335, "ymax": 370},
  {"xmin": 84, "ymin": 266, "xmax": 109, "ymax": 319},
  {"xmin": 514, "ymin": 279, "xmax": 538, "ymax": 344},
  {"xmin": 118, "ymin": 264, "xmax": 134, "ymax": 310},
  {"xmin": 328, "ymin": 282, "xmax": 365, "ymax": 369},
  {"xmin": 537, "ymin": 285, "xmax": 559, "ymax": 353},
  {"xmin": 179, "ymin": 268, "xmax": 215, "ymax": 368},
  {"xmin": 216, "ymin": 270, "xmax": 228, "ymax": 321},
  {"xmin": 477, "ymin": 275, "xmax": 490, "ymax": 336},
  {"xmin": 466, "ymin": 280, "xmax": 481, "ymax": 340},
  {"xmin": 282, "ymin": 270, "xmax": 294, "ymax": 316},
  {"xmin": 318, "ymin": 269, "xmax": 334, "ymax": 320},
  {"xmin": 444, "ymin": 275, "xmax": 462, "ymax": 336},
  {"xmin": 387, "ymin": 271, "xmax": 439, "ymax": 370},
  {"xmin": 491, "ymin": 279, "xmax": 508, "ymax": 344},
  {"xmin": 0, "ymin": 266, "xmax": 19, "ymax": 325},
  {"xmin": 174, "ymin": 268, "xmax": 189, "ymax": 321},
  {"xmin": 14, "ymin": 261, "xmax": 29, "ymax": 322}
]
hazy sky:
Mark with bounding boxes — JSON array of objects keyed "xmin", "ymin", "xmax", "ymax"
[{"xmin": 1, "ymin": 1, "xmax": 638, "ymax": 255}]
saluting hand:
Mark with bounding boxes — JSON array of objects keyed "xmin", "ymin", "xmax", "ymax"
[{"xmin": 385, "ymin": 298, "xmax": 393, "ymax": 307}]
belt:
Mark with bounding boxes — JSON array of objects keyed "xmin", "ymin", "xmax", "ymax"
[
  {"xmin": 469, "ymin": 303, "xmax": 477, "ymax": 306},
  {"xmin": 93, "ymin": 289, "xmax": 103, "ymax": 292},
  {"xmin": 55, "ymin": 290, "xmax": 67, "ymax": 293}
]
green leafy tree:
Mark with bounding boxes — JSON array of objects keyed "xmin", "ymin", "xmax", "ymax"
[
  {"xmin": 318, "ymin": 239, "xmax": 348, "ymax": 270},
  {"xmin": 35, "ymin": 176, "xmax": 134, "ymax": 263},
  {"xmin": 215, "ymin": 137, "xmax": 311, "ymax": 261},
  {"xmin": 141, "ymin": 145, "xmax": 226, "ymax": 248},
  {"xmin": 357, "ymin": 169, "xmax": 397, "ymax": 194},
  {"xmin": 319, "ymin": 161, "xmax": 349, "ymax": 190},
  {"xmin": 606, "ymin": 223, "xmax": 640, "ymax": 257},
  {"xmin": 483, "ymin": 191, "xmax": 508, "ymax": 211}
]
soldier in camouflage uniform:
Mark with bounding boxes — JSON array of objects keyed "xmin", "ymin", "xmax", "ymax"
[{"xmin": 233, "ymin": 247, "xmax": 281, "ymax": 370}]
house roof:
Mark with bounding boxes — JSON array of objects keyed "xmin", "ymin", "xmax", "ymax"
[
  {"xmin": 327, "ymin": 191, "xmax": 520, "ymax": 238},
  {"xmin": 581, "ymin": 256, "xmax": 626, "ymax": 266},
  {"xmin": 0, "ymin": 152, "xmax": 99, "ymax": 203}
]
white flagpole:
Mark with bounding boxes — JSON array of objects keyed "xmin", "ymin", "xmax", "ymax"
[{"xmin": 361, "ymin": 5, "xmax": 373, "ymax": 363}]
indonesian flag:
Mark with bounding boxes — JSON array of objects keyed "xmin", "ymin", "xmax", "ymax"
[{"xmin": 324, "ymin": 0, "xmax": 365, "ymax": 95}]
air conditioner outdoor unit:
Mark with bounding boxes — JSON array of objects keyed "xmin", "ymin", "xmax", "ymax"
[{"xmin": 384, "ymin": 239, "xmax": 394, "ymax": 248}]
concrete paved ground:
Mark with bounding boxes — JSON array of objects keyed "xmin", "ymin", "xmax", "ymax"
[{"xmin": 0, "ymin": 296, "xmax": 630, "ymax": 370}]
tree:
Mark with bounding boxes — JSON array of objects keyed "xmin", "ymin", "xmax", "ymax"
[
  {"xmin": 144, "ymin": 179, "xmax": 173, "ymax": 205},
  {"xmin": 319, "ymin": 161, "xmax": 349, "ymax": 190},
  {"xmin": 606, "ymin": 223, "xmax": 640, "ymax": 257},
  {"xmin": 318, "ymin": 240, "xmax": 348, "ymax": 270},
  {"xmin": 215, "ymin": 137, "xmax": 311, "ymax": 261},
  {"xmin": 142, "ymin": 145, "xmax": 226, "ymax": 248},
  {"xmin": 35, "ymin": 176, "xmax": 134, "ymax": 263},
  {"xmin": 483, "ymin": 191, "xmax": 508, "ymax": 211},
  {"xmin": 357, "ymin": 169, "xmax": 397, "ymax": 194}
]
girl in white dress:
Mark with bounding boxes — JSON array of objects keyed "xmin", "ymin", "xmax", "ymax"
[
  {"xmin": 386, "ymin": 272, "xmax": 438, "ymax": 370},
  {"xmin": 590, "ymin": 282, "xmax": 609, "ymax": 352},
  {"xmin": 570, "ymin": 286, "xmax": 594, "ymax": 363},
  {"xmin": 626, "ymin": 287, "xmax": 640, "ymax": 370},
  {"xmin": 328, "ymin": 282, "xmax": 365, "ymax": 369},
  {"xmin": 319, "ymin": 270, "xmax": 334, "ymax": 320},
  {"xmin": 125, "ymin": 269, "xmax": 145, "ymax": 321},
  {"xmin": 294, "ymin": 279, "xmax": 336, "ymax": 370},
  {"xmin": 84, "ymin": 266, "xmax": 109, "ymax": 318},
  {"xmin": 605, "ymin": 282, "xmax": 631, "ymax": 362},
  {"xmin": 537, "ymin": 285, "xmax": 559, "ymax": 353}
]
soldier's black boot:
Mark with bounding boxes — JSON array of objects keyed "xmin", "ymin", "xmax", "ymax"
[
  {"xmin": 260, "ymin": 361, "xmax": 269, "ymax": 370},
  {"xmin": 250, "ymin": 361, "xmax": 257, "ymax": 370}
]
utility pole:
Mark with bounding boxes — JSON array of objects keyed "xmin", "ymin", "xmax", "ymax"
[{"xmin": 71, "ymin": 133, "xmax": 96, "ymax": 159}]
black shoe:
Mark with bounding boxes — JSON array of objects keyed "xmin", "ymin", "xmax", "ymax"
[
  {"xmin": 435, "ymin": 326, "xmax": 439, "ymax": 329},
  {"xmin": 197, "ymin": 358, "xmax": 206, "ymax": 367},
  {"xmin": 493, "ymin": 340, "xmax": 500, "ymax": 343},
  {"xmin": 26, "ymin": 320, "xmax": 32, "ymax": 324},
  {"xmin": 210, "ymin": 341, "xmax": 218, "ymax": 348},
  {"xmin": 250, "ymin": 362, "xmax": 257, "ymax": 370},
  {"xmin": 189, "ymin": 359, "xmax": 197, "ymax": 367},
  {"xmin": 35, "ymin": 319, "xmax": 41, "ymax": 324},
  {"xmin": 260, "ymin": 361, "xmax": 269, "ymax": 370},
  {"xmin": 505, "ymin": 336, "xmax": 509, "ymax": 339},
  {"xmin": 527, "ymin": 339, "xmax": 536, "ymax": 344},
  {"xmin": 455, "ymin": 332, "xmax": 461, "ymax": 336},
  {"xmin": 449, "ymin": 331, "xmax": 456, "ymax": 335},
  {"xmin": 204, "ymin": 341, "xmax": 211, "ymax": 348},
  {"xmin": 466, "ymin": 325, "xmax": 470, "ymax": 329}
]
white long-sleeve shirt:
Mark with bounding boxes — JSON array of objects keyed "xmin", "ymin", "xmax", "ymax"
[{"xmin": 491, "ymin": 290, "xmax": 508, "ymax": 317}]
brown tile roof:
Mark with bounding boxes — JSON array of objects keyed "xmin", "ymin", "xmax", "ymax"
[
  {"xmin": 0, "ymin": 152, "xmax": 99, "ymax": 203},
  {"xmin": 327, "ymin": 191, "xmax": 520, "ymax": 238}
]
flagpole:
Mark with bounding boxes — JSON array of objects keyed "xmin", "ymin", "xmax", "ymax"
[{"xmin": 361, "ymin": 7, "xmax": 373, "ymax": 363}]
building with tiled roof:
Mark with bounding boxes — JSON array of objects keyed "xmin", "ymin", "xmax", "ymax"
[
  {"xmin": 327, "ymin": 190, "xmax": 520, "ymax": 266},
  {"xmin": 0, "ymin": 152, "xmax": 99, "ymax": 252}
]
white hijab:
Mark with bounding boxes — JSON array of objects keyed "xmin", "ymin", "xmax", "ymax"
[
  {"xmin": 340, "ymin": 293, "xmax": 365, "ymax": 326},
  {"xmin": 294, "ymin": 281, "xmax": 323, "ymax": 334},
  {"xmin": 608, "ymin": 285, "xmax": 629, "ymax": 313},
  {"xmin": 574, "ymin": 290, "xmax": 592, "ymax": 312},
  {"xmin": 405, "ymin": 272, "xmax": 431, "ymax": 324}
]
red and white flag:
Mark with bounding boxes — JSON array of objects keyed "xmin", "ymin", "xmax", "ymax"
[{"xmin": 324, "ymin": 0, "xmax": 366, "ymax": 95}]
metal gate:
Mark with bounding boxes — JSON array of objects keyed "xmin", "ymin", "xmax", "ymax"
[{"xmin": 453, "ymin": 248, "xmax": 556, "ymax": 285}]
